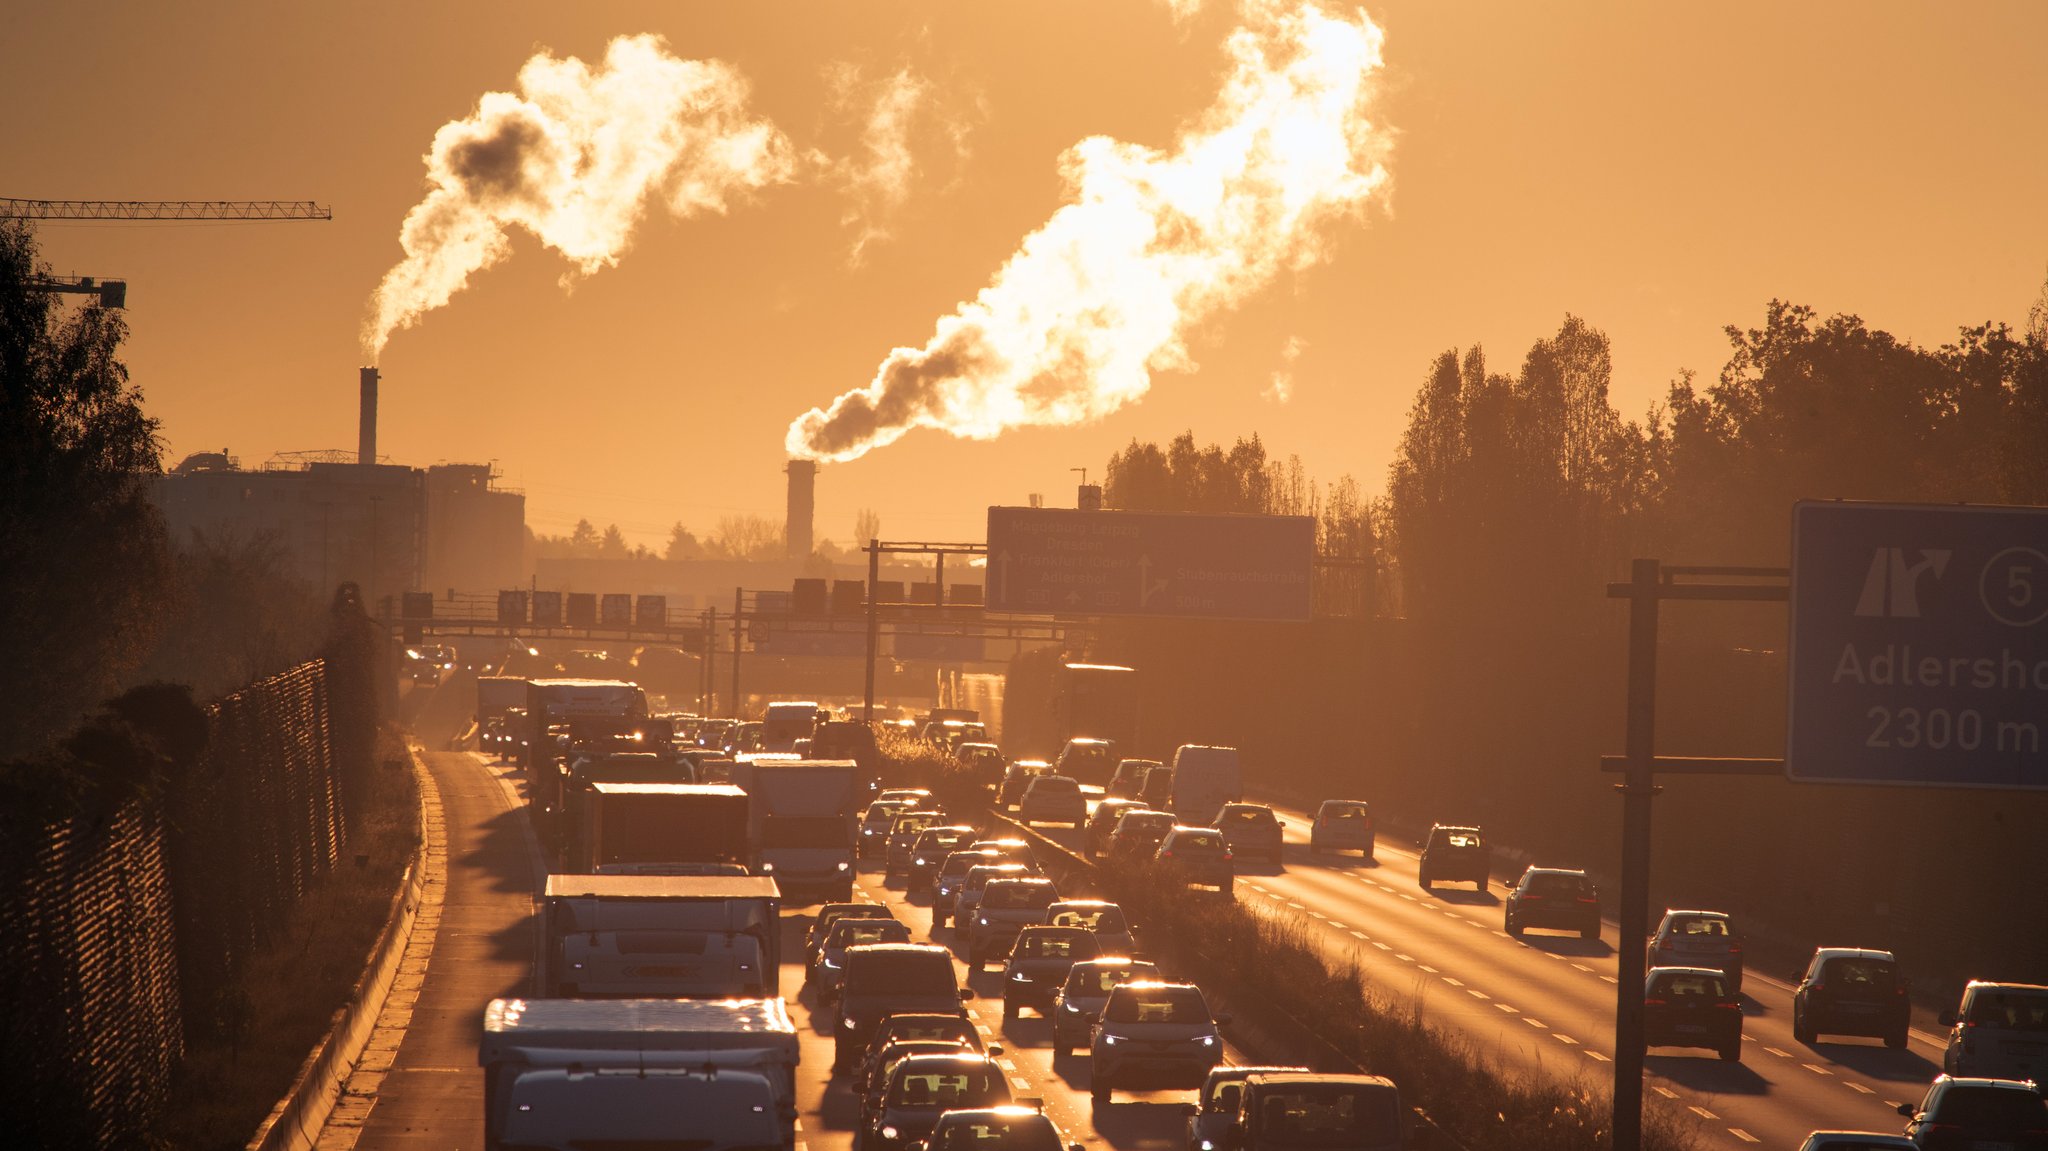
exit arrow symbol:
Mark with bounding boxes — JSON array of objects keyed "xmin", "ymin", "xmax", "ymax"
[{"xmin": 1138, "ymin": 554, "xmax": 1168, "ymax": 607}]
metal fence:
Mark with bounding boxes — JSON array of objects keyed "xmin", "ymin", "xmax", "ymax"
[{"xmin": 0, "ymin": 656, "xmax": 371, "ymax": 1148}]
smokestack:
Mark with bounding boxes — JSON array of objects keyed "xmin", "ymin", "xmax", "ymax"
[
  {"xmin": 358, "ymin": 366, "xmax": 380, "ymax": 465},
  {"xmin": 785, "ymin": 459, "xmax": 816, "ymax": 559}
]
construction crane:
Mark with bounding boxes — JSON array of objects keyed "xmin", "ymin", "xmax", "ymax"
[
  {"xmin": 1, "ymin": 198, "xmax": 331, "ymax": 221},
  {"xmin": 3, "ymin": 197, "xmax": 331, "ymax": 308}
]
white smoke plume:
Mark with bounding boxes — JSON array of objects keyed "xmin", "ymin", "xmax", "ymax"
[
  {"xmin": 1266, "ymin": 335, "xmax": 1306, "ymax": 403},
  {"xmin": 363, "ymin": 34, "xmax": 795, "ymax": 359},
  {"xmin": 830, "ymin": 64, "xmax": 932, "ymax": 263},
  {"xmin": 784, "ymin": 1, "xmax": 1393, "ymax": 462}
]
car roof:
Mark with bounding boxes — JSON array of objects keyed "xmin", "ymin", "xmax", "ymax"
[
  {"xmin": 1050, "ymin": 899, "xmax": 1114, "ymax": 910},
  {"xmin": 1523, "ymin": 867, "xmax": 1589, "ymax": 878},
  {"xmin": 1648, "ymin": 965, "xmax": 1736, "ymax": 980},
  {"xmin": 1113, "ymin": 979, "xmax": 1197, "ymax": 993},
  {"xmin": 1930, "ymin": 1074, "xmax": 2048, "ymax": 1091},
  {"xmin": 1220, "ymin": 802, "xmax": 1273, "ymax": 812},
  {"xmin": 1027, "ymin": 774, "xmax": 1078, "ymax": 784},
  {"xmin": 877, "ymin": 1013, "xmax": 976, "ymax": 1029},
  {"xmin": 1662, "ymin": 909, "xmax": 1731, "ymax": 919},
  {"xmin": 846, "ymin": 943, "xmax": 951, "ymax": 958},
  {"xmin": 1242, "ymin": 1072, "xmax": 1399, "ymax": 1090},
  {"xmin": 1431, "ymin": 823, "xmax": 1482, "ymax": 833},
  {"xmin": 966, "ymin": 863, "xmax": 1032, "ymax": 875},
  {"xmin": 893, "ymin": 1052, "xmax": 1000, "ymax": 1070},
  {"xmin": 1167, "ymin": 825, "xmax": 1224, "ymax": 835},
  {"xmin": 1963, "ymin": 980, "xmax": 2048, "ymax": 994},
  {"xmin": 984, "ymin": 876, "xmax": 1055, "ymax": 888},
  {"xmin": 1205, "ymin": 1065, "xmax": 1309, "ymax": 1084},
  {"xmin": 1812, "ymin": 947, "xmax": 1897, "ymax": 961},
  {"xmin": 1016, "ymin": 924, "xmax": 1093, "ymax": 939}
]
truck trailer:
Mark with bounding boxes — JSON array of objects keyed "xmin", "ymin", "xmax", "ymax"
[
  {"xmin": 480, "ymin": 996, "xmax": 799, "ymax": 1151},
  {"xmin": 744, "ymin": 758, "xmax": 859, "ymax": 902},
  {"xmin": 569, "ymin": 781, "xmax": 750, "ymax": 873},
  {"xmin": 534, "ymin": 873, "xmax": 781, "ymax": 998}
]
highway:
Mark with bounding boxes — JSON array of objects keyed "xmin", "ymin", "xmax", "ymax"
[{"xmin": 1021, "ymin": 800, "xmax": 1947, "ymax": 1150}]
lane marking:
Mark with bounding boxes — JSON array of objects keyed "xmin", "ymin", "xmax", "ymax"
[
  {"xmin": 1372, "ymin": 942, "xmax": 1391, "ymax": 951},
  {"xmin": 1688, "ymin": 1106, "xmax": 1718, "ymax": 1120},
  {"xmin": 1764, "ymin": 1047, "xmax": 1792, "ymax": 1059},
  {"xmin": 1802, "ymin": 1063, "xmax": 1832, "ymax": 1076},
  {"xmin": 1585, "ymin": 1051, "xmax": 1611, "ymax": 1062},
  {"xmin": 1553, "ymin": 1034, "xmax": 1578, "ymax": 1045},
  {"xmin": 998, "ymin": 1059, "xmax": 1018, "ymax": 1071},
  {"xmin": 1729, "ymin": 1129, "xmax": 1759, "ymax": 1143},
  {"xmin": 1600, "ymin": 975, "xmax": 1617, "ymax": 984},
  {"xmin": 1846, "ymin": 1082, "xmax": 1874, "ymax": 1095},
  {"xmin": 1327, "ymin": 921, "xmax": 1348, "ymax": 930},
  {"xmin": 1395, "ymin": 953, "xmax": 1415, "ymax": 963},
  {"xmin": 1348, "ymin": 931, "xmax": 1367, "ymax": 941},
  {"xmin": 1570, "ymin": 963, "xmax": 1592, "ymax": 973},
  {"xmin": 1418, "ymin": 964, "xmax": 1439, "ymax": 974},
  {"xmin": 1466, "ymin": 990, "xmax": 1489, "ymax": 1000},
  {"xmin": 1442, "ymin": 977, "xmax": 1464, "ymax": 987},
  {"xmin": 1522, "ymin": 1018, "xmax": 1547, "ymax": 1029},
  {"xmin": 1494, "ymin": 1004, "xmax": 1519, "ymax": 1014},
  {"xmin": 1652, "ymin": 1086, "xmax": 1678, "ymax": 1100}
]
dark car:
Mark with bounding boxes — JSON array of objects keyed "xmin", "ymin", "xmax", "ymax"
[
  {"xmin": 1156, "ymin": 826, "xmax": 1234, "ymax": 891},
  {"xmin": 863, "ymin": 1053, "xmax": 1013, "ymax": 1151},
  {"xmin": 1140, "ymin": 765, "xmax": 1176, "ymax": 809},
  {"xmin": 1795, "ymin": 947, "xmax": 1910, "ymax": 1048},
  {"xmin": 1417, "ymin": 824, "xmax": 1488, "ymax": 890},
  {"xmin": 906, "ymin": 825, "xmax": 981, "ymax": 891},
  {"xmin": 805, "ymin": 903, "xmax": 895, "ymax": 967},
  {"xmin": 809, "ymin": 916, "xmax": 914, "ymax": 1009},
  {"xmin": 1001, "ymin": 925, "xmax": 1101, "ymax": 1019},
  {"xmin": 1215, "ymin": 803, "xmax": 1283, "ymax": 864},
  {"xmin": 998, "ymin": 760, "xmax": 1051, "ymax": 809},
  {"xmin": 926, "ymin": 1106, "xmax": 1084, "ymax": 1151},
  {"xmin": 1107, "ymin": 809, "xmax": 1176, "ymax": 861},
  {"xmin": 1108, "ymin": 758, "xmax": 1161, "ymax": 800},
  {"xmin": 855, "ymin": 1013, "xmax": 988, "ymax": 1106},
  {"xmin": 835, "ymin": 943, "xmax": 972, "ymax": 1070},
  {"xmin": 1186, "ymin": 1065, "xmax": 1309, "ymax": 1151},
  {"xmin": 860, "ymin": 797, "xmax": 924, "ymax": 859},
  {"xmin": 1897, "ymin": 1075, "xmax": 2048, "ymax": 1151},
  {"xmin": 1643, "ymin": 966, "xmax": 1743, "ymax": 1061},
  {"xmin": 1086, "ymin": 798, "xmax": 1147, "ymax": 857},
  {"xmin": 931, "ymin": 849, "xmax": 1003, "ymax": 931},
  {"xmin": 1504, "ymin": 867, "xmax": 1601, "ymax": 939}
]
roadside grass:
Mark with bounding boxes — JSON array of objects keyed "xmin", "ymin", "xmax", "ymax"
[
  {"xmin": 1100, "ymin": 862, "xmax": 1704, "ymax": 1151},
  {"xmin": 148, "ymin": 727, "xmax": 421, "ymax": 1150}
]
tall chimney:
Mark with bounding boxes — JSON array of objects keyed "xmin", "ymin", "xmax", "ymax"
[
  {"xmin": 358, "ymin": 366, "xmax": 380, "ymax": 465},
  {"xmin": 785, "ymin": 459, "xmax": 816, "ymax": 559}
]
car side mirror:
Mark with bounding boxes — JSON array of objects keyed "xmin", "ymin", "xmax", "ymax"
[
  {"xmin": 987, "ymin": 1044, "xmax": 1003, "ymax": 1057},
  {"xmin": 1897, "ymin": 1103, "xmax": 1915, "ymax": 1117},
  {"xmin": 1180, "ymin": 1103, "xmax": 1199, "ymax": 1118},
  {"xmin": 1939, "ymin": 1009, "xmax": 1958, "ymax": 1026},
  {"xmin": 960, "ymin": 988, "xmax": 975, "ymax": 1001}
]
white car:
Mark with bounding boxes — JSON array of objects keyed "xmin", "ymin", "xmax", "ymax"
[
  {"xmin": 1090, "ymin": 981, "xmax": 1228, "ymax": 1102},
  {"xmin": 1018, "ymin": 775, "xmax": 1086, "ymax": 829}
]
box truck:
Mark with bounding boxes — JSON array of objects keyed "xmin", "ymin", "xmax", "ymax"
[
  {"xmin": 745, "ymin": 759, "xmax": 859, "ymax": 902},
  {"xmin": 534, "ymin": 874, "xmax": 781, "ymax": 998}
]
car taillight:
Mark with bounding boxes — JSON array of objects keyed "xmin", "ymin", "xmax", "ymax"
[
  {"xmin": 1576, "ymin": 897, "xmax": 1598, "ymax": 904},
  {"xmin": 1223, "ymin": 851, "xmax": 1233, "ymax": 861},
  {"xmin": 1716, "ymin": 1001, "xmax": 1741, "ymax": 1012},
  {"xmin": 1644, "ymin": 998, "xmax": 1667, "ymax": 1008},
  {"xmin": 1727, "ymin": 942, "xmax": 1742, "ymax": 953},
  {"xmin": 1657, "ymin": 942, "xmax": 1677, "ymax": 951}
]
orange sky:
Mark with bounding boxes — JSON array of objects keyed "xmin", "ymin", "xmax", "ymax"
[{"xmin": 7, "ymin": 1, "xmax": 2045, "ymax": 550}]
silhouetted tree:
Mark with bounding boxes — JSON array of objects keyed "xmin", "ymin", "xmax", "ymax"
[
  {"xmin": 0, "ymin": 218, "xmax": 170, "ymax": 760},
  {"xmin": 665, "ymin": 521, "xmax": 704, "ymax": 560}
]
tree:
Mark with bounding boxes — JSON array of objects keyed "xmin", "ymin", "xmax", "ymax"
[
  {"xmin": 708, "ymin": 514, "xmax": 782, "ymax": 560},
  {"xmin": 852, "ymin": 508, "xmax": 881, "ymax": 547},
  {"xmin": 568, "ymin": 518, "xmax": 599, "ymax": 556},
  {"xmin": 0, "ymin": 218, "xmax": 171, "ymax": 760},
  {"xmin": 665, "ymin": 521, "xmax": 704, "ymax": 561},
  {"xmin": 599, "ymin": 523, "xmax": 628, "ymax": 558}
]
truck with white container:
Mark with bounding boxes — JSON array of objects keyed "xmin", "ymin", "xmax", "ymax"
[
  {"xmin": 1169, "ymin": 744, "xmax": 1244, "ymax": 827},
  {"xmin": 743, "ymin": 758, "xmax": 860, "ymax": 902},
  {"xmin": 480, "ymin": 996, "xmax": 799, "ymax": 1151},
  {"xmin": 533, "ymin": 873, "xmax": 781, "ymax": 999}
]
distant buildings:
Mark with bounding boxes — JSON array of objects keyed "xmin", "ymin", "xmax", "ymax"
[{"xmin": 150, "ymin": 451, "xmax": 524, "ymax": 607}]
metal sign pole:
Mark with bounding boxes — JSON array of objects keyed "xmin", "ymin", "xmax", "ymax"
[
  {"xmin": 864, "ymin": 540, "xmax": 881, "ymax": 722},
  {"xmin": 731, "ymin": 587, "xmax": 743, "ymax": 719},
  {"xmin": 1611, "ymin": 558, "xmax": 1660, "ymax": 1151}
]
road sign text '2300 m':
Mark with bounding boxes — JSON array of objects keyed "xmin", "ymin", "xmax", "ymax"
[
  {"xmin": 1790, "ymin": 500, "xmax": 2048, "ymax": 789},
  {"xmin": 985, "ymin": 506, "xmax": 1313, "ymax": 621}
]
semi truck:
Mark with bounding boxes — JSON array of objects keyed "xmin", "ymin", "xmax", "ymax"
[
  {"xmin": 743, "ymin": 758, "xmax": 859, "ymax": 902},
  {"xmin": 475, "ymin": 676, "xmax": 528, "ymax": 753},
  {"xmin": 533, "ymin": 873, "xmax": 782, "ymax": 998},
  {"xmin": 568, "ymin": 782, "xmax": 750, "ymax": 873},
  {"xmin": 480, "ymin": 996, "xmax": 799, "ymax": 1151},
  {"xmin": 522, "ymin": 678, "xmax": 648, "ymax": 819}
]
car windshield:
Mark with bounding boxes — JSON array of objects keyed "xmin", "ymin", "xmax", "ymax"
[
  {"xmin": 1052, "ymin": 906, "xmax": 1128, "ymax": 934},
  {"xmin": 1824, "ymin": 957, "xmax": 1897, "ymax": 991},
  {"xmin": 1967, "ymin": 989, "xmax": 2048, "ymax": 1029},
  {"xmin": 829, "ymin": 921, "xmax": 911, "ymax": 950},
  {"xmin": 1123, "ymin": 814, "xmax": 1173, "ymax": 833},
  {"xmin": 879, "ymin": 1019, "xmax": 977, "ymax": 1046},
  {"xmin": 1929, "ymin": 1085, "xmax": 2048, "ymax": 1126},
  {"xmin": 982, "ymin": 882, "xmax": 1056, "ymax": 910},
  {"xmin": 931, "ymin": 1117, "xmax": 1062, "ymax": 1151},
  {"xmin": 888, "ymin": 1066, "xmax": 1010, "ymax": 1111},
  {"xmin": 1068, "ymin": 964, "xmax": 1157, "ymax": 995},
  {"xmin": 1322, "ymin": 803, "xmax": 1368, "ymax": 819},
  {"xmin": 1253, "ymin": 1084, "xmax": 1401, "ymax": 1147},
  {"xmin": 941, "ymin": 854, "xmax": 996, "ymax": 879},
  {"xmin": 1170, "ymin": 832, "xmax": 1227, "ymax": 852},
  {"xmin": 1438, "ymin": 830, "xmax": 1482, "ymax": 849},
  {"xmin": 1671, "ymin": 915, "xmax": 1730, "ymax": 937},
  {"xmin": 916, "ymin": 831, "xmax": 974, "ymax": 854},
  {"xmin": 1014, "ymin": 932, "xmax": 1096, "ymax": 960},
  {"xmin": 1653, "ymin": 972, "xmax": 1728, "ymax": 999},
  {"xmin": 1105, "ymin": 986, "xmax": 1210, "ymax": 1024},
  {"xmin": 1031, "ymin": 777, "xmax": 1079, "ymax": 794},
  {"xmin": 965, "ymin": 868, "xmax": 1024, "ymax": 894},
  {"xmin": 1223, "ymin": 808, "xmax": 1272, "ymax": 825},
  {"xmin": 847, "ymin": 953, "xmax": 955, "ymax": 996},
  {"xmin": 1525, "ymin": 873, "xmax": 1589, "ymax": 897}
]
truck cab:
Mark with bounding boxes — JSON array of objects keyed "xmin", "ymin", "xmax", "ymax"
[{"xmin": 536, "ymin": 874, "xmax": 781, "ymax": 998}]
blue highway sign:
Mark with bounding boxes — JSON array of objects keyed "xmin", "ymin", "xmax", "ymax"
[
  {"xmin": 1789, "ymin": 500, "xmax": 2048, "ymax": 789},
  {"xmin": 985, "ymin": 507, "xmax": 1314, "ymax": 621}
]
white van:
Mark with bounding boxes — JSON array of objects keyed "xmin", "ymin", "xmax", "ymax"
[{"xmin": 1168, "ymin": 745, "xmax": 1242, "ymax": 826}]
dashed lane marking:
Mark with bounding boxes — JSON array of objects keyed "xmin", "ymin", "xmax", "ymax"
[
  {"xmin": 1442, "ymin": 977, "xmax": 1464, "ymax": 987},
  {"xmin": 1729, "ymin": 1129, "xmax": 1760, "ymax": 1143},
  {"xmin": 1571, "ymin": 963, "xmax": 1592, "ymax": 973},
  {"xmin": 1327, "ymin": 921, "xmax": 1348, "ymax": 930},
  {"xmin": 1418, "ymin": 964, "xmax": 1439, "ymax": 974},
  {"xmin": 1688, "ymin": 1106, "xmax": 1718, "ymax": 1120},
  {"xmin": 1395, "ymin": 953, "xmax": 1415, "ymax": 963},
  {"xmin": 1373, "ymin": 942, "xmax": 1392, "ymax": 951},
  {"xmin": 1600, "ymin": 975, "xmax": 1617, "ymax": 984},
  {"xmin": 1652, "ymin": 1086, "xmax": 1678, "ymax": 1100},
  {"xmin": 1802, "ymin": 1063, "xmax": 1832, "ymax": 1076},
  {"xmin": 1494, "ymin": 1004, "xmax": 1519, "ymax": 1014},
  {"xmin": 998, "ymin": 1059, "xmax": 1018, "ymax": 1071},
  {"xmin": 1553, "ymin": 1034, "xmax": 1578, "ymax": 1045},
  {"xmin": 1585, "ymin": 1051, "xmax": 1611, "ymax": 1062},
  {"xmin": 1522, "ymin": 1018, "xmax": 1547, "ymax": 1029},
  {"xmin": 1764, "ymin": 1047, "xmax": 1792, "ymax": 1059},
  {"xmin": 1466, "ymin": 990, "xmax": 1489, "ymax": 1000},
  {"xmin": 1348, "ymin": 931, "xmax": 1367, "ymax": 940},
  {"xmin": 1846, "ymin": 1082, "xmax": 1874, "ymax": 1095}
]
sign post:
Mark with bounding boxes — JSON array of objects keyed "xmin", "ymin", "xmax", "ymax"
[{"xmin": 1790, "ymin": 501, "xmax": 2048, "ymax": 789}]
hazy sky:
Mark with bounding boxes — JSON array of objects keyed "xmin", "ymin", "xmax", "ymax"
[{"xmin": 7, "ymin": 2, "xmax": 2044, "ymax": 549}]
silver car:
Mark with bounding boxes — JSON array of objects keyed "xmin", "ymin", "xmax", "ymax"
[
  {"xmin": 1046, "ymin": 899, "xmax": 1137, "ymax": 958},
  {"xmin": 1090, "ymin": 981, "xmax": 1228, "ymax": 1101},
  {"xmin": 1647, "ymin": 909, "xmax": 1742, "ymax": 991},
  {"xmin": 1050, "ymin": 957, "xmax": 1160, "ymax": 1056},
  {"xmin": 1941, "ymin": 980, "xmax": 2048, "ymax": 1081}
]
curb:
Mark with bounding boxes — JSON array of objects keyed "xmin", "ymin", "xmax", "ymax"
[{"xmin": 245, "ymin": 748, "xmax": 438, "ymax": 1151}]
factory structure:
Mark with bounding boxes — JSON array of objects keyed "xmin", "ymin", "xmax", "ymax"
[{"xmin": 149, "ymin": 368, "xmax": 976, "ymax": 619}]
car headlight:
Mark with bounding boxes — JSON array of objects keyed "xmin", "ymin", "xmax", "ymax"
[
  {"xmin": 842, "ymin": 1017, "xmax": 858, "ymax": 1030},
  {"xmin": 914, "ymin": 857, "xmax": 926, "ymax": 866},
  {"xmin": 1063, "ymin": 1002, "xmax": 1083, "ymax": 1015},
  {"xmin": 881, "ymin": 1127, "xmax": 899, "ymax": 1141},
  {"xmin": 760, "ymin": 862, "xmax": 775, "ymax": 872},
  {"xmin": 836, "ymin": 861, "xmax": 850, "ymax": 872},
  {"xmin": 1101, "ymin": 1034, "xmax": 1122, "ymax": 1045},
  {"xmin": 1011, "ymin": 972, "xmax": 1030, "ymax": 982},
  {"xmin": 978, "ymin": 916, "xmax": 989, "ymax": 926},
  {"xmin": 823, "ymin": 957, "xmax": 840, "ymax": 969},
  {"xmin": 1197, "ymin": 1035, "xmax": 1216, "ymax": 1046}
]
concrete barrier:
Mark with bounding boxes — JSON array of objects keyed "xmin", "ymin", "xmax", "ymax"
[{"xmin": 245, "ymin": 750, "xmax": 434, "ymax": 1151}]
